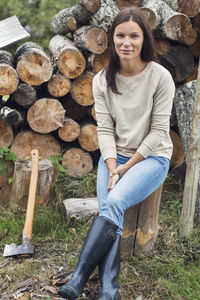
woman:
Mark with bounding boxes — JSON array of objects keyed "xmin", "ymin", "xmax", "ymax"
[{"xmin": 58, "ymin": 7, "xmax": 175, "ymax": 300}]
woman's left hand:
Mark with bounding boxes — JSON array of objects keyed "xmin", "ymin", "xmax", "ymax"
[{"xmin": 108, "ymin": 164, "xmax": 128, "ymax": 190}]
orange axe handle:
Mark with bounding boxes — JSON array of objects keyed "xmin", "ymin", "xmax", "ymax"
[{"xmin": 22, "ymin": 149, "xmax": 39, "ymax": 243}]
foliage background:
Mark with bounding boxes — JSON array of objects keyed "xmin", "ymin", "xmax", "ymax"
[{"xmin": 0, "ymin": 0, "xmax": 78, "ymax": 52}]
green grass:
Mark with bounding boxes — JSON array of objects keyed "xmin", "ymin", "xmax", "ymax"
[{"xmin": 0, "ymin": 171, "xmax": 200, "ymax": 299}]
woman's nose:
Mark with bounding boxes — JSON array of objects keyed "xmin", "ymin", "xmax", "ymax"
[{"xmin": 122, "ymin": 37, "xmax": 131, "ymax": 46}]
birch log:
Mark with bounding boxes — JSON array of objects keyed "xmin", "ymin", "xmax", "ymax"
[
  {"xmin": 141, "ymin": 0, "xmax": 197, "ymax": 45},
  {"xmin": 116, "ymin": 0, "xmax": 143, "ymax": 10},
  {"xmin": 51, "ymin": 0, "xmax": 101, "ymax": 34},
  {"xmin": 13, "ymin": 83, "xmax": 37, "ymax": 108},
  {"xmin": 179, "ymin": 61, "xmax": 200, "ymax": 237},
  {"xmin": 49, "ymin": 35, "xmax": 86, "ymax": 79},
  {"xmin": 162, "ymin": 0, "xmax": 199, "ymax": 17},
  {"xmin": 58, "ymin": 118, "xmax": 80, "ymax": 142},
  {"xmin": 47, "ymin": 73, "xmax": 71, "ymax": 97}
]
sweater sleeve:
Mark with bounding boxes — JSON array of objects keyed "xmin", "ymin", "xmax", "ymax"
[
  {"xmin": 93, "ymin": 74, "xmax": 117, "ymax": 161},
  {"xmin": 137, "ymin": 70, "xmax": 175, "ymax": 158}
]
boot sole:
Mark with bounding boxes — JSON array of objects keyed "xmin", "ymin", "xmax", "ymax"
[{"xmin": 58, "ymin": 285, "xmax": 78, "ymax": 300}]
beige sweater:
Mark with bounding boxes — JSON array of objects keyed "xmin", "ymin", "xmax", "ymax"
[{"xmin": 93, "ymin": 61, "xmax": 175, "ymax": 161}]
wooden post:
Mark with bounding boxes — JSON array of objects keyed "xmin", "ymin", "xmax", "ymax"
[
  {"xmin": 121, "ymin": 186, "xmax": 163, "ymax": 258},
  {"xmin": 179, "ymin": 59, "xmax": 200, "ymax": 238}
]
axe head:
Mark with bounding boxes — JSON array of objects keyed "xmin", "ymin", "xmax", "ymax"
[{"xmin": 3, "ymin": 243, "xmax": 34, "ymax": 257}]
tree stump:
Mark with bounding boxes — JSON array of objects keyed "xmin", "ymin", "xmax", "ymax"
[
  {"xmin": 10, "ymin": 158, "xmax": 54, "ymax": 209},
  {"xmin": 121, "ymin": 186, "xmax": 163, "ymax": 257},
  {"xmin": 0, "ymin": 183, "xmax": 12, "ymax": 207}
]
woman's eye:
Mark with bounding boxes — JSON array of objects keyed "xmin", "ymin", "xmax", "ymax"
[
  {"xmin": 116, "ymin": 34, "xmax": 124, "ymax": 38},
  {"xmin": 131, "ymin": 34, "xmax": 138, "ymax": 38}
]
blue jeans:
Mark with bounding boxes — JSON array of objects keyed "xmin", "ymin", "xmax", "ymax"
[{"xmin": 97, "ymin": 154, "xmax": 169, "ymax": 235}]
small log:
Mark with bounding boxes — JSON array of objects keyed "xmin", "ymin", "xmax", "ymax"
[
  {"xmin": 141, "ymin": 0, "xmax": 197, "ymax": 45},
  {"xmin": 50, "ymin": 0, "xmax": 101, "ymax": 34},
  {"xmin": 78, "ymin": 123, "xmax": 99, "ymax": 152},
  {"xmin": 0, "ymin": 159, "xmax": 14, "ymax": 186},
  {"xmin": 121, "ymin": 186, "xmax": 163, "ymax": 257},
  {"xmin": 189, "ymin": 33, "xmax": 200, "ymax": 57},
  {"xmin": 73, "ymin": 25, "xmax": 108, "ymax": 54},
  {"xmin": 49, "ymin": 35, "xmax": 86, "ymax": 79},
  {"xmin": 90, "ymin": 0, "xmax": 119, "ymax": 32},
  {"xmin": 159, "ymin": 45, "xmax": 194, "ymax": 83},
  {"xmin": 10, "ymin": 158, "xmax": 54, "ymax": 209},
  {"xmin": 11, "ymin": 131, "xmax": 61, "ymax": 159},
  {"xmin": 15, "ymin": 42, "xmax": 53, "ymax": 86},
  {"xmin": 186, "ymin": 65, "xmax": 198, "ymax": 83},
  {"xmin": 27, "ymin": 98, "xmax": 65, "ymax": 134},
  {"xmin": 0, "ymin": 106, "xmax": 23, "ymax": 127},
  {"xmin": 0, "ymin": 118, "xmax": 14, "ymax": 147},
  {"xmin": 71, "ymin": 71, "xmax": 95, "ymax": 106},
  {"xmin": 63, "ymin": 197, "xmax": 98, "ymax": 219},
  {"xmin": 0, "ymin": 50, "xmax": 19, "ymax": 95},
  {"xmin": 116, "ymin": 0, "xmax": 143, "ymax": 10},
  {"xmin": 47, "ymin": 73, "xmax": 71, "ymax": 97},
  {"xmin": 13, "ymin": 83, "xmax": 37, "ymax": 108},
  {"xmin": 154, "ymin": 39, "xmax": 171, "ymax": 55},
  {"xmin": 88, "ymin": 49, "xmax": 109, "ymax": 73},
  {"xmin": 170, "ymin": 130, "xmax": 185, "ymax": 167},
  {"xmin": 0, "ymin": 183, "xmax": 12, "ymax": 207},
  {"xmin": 87, "ymin": 104, "xmax": 97, "ymax": 121},
  {"xmin": 162, "ymin": 0, "xmax": 199, "ymax": 17},
  {"xmin": 62, "ymin": 96, "xmax": 88, "ymax": 121},
  {"xmin": 58, "ymin": 118, "xmax": 80, "ymax": 142},
  {"xmin": 62, "ymin": 147, "xmax": 93, "ymax": 178}
]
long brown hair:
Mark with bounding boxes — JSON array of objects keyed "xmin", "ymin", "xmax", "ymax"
[{"xmin": 105, "ymin": 7, "xmax": 156, "ymax": 94}]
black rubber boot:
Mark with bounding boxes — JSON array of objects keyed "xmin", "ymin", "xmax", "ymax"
[
  {"xmin": 98, "ymin": 234, "xmax": 121, "ymax": 300},
  {"xmin": 58, "ymin": 216, "xmax": 118, "ymax": 300}
]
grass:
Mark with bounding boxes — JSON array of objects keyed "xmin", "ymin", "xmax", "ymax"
[{"xmin": 0, "ymin": 170, "xmax": 200, "ymax": 299}]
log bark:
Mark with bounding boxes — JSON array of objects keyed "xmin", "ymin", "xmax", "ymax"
[
  {"xmin": 71, "ymin": 71, "xmax": 95, "ymax": 106},
  {"xmin": 0, "ymin": 106, "xmax": 23, "ymax": 127},
  {"xmin": 62, "ymin": 147, "xmax": 93, "ymax": 178},
  {"xmin": 186, "ymin": 65, "xmax": 198, "ymax": 83},
  {"xmin": 73, "ymin": 25, "xmax": 108, "ymax": 54},
  {"xmin": 154, "ymin": 39, "xmax": 171, "ymax": 55},
  {"xmin": 27, "ymin": 98, "xmax": 65, "ymax": 134},
  {"xmin": 47, "ymin": 73, "xmax": 71, "ymax": 97},
  {"xmin": 78, "ymin": 123, "xmax": 98, "ymax": 152},
  {"xmin": 141, "ymin": 0, "xmax": 197, "ymax": 45},
  {"xmin": 121, "ymin": 186, "xmax": 163, "ymax": 257},
  {"xmin": 51, "ymin": 0, "xmax": 101, "ymax": 34},
  {"xmin": 49, "ymin": 35, "xmax": 86, "ymax": 79},
  {"xmin": 62, "ymin": 96, "xmax": 88, "ymax": 121},
  {"xmin": 90, "ymin": 0, "xmax": 119, "ymax": 32},
  {"xmin": 10, "ymin": 158, "xmax": 54, "ymax": 209},
  {"xmin": 0, "ymin": 50, "xmax": 19, "ymax": 95},
  {"xmin": 15, "ymin": 42, "xmax": 53, "ymax": 86},
  {"xmin": 63, "ymin": 197, "xmax": 98, "ymax": 219},
  {"xmin": 116, "ymin": 0, "xmax": 143, "ymax": 10},
  {"xmin": 170, "ymin": 130, "xmax": 185, "ymax": 167},
  {"xmin": 87, "ymin": 49, "xmax": 109, "ymax": 73},
  {"xmin": 162, "ymin": 0, "xmax": 199, "ymax": 17},
  {"xmin": 179, "ymin": 61, "xmax": 200, "ymax": 237},
  {"xmin": 11, "ymin": 131, "xmax": 61, "ymax": 159},
  {"xmin": 0, "ymin": 118, "xmax": 14, "ymax": 147},
  {"xmin": 159, "ymin": 45, "xmax": 194, "ymax": 83},
  {"xmin": 58, "ymin": 118, "xmax": 80, "ymax": 142},
  {"xmin": 13, "ymin": 83, "xmax": 37, "ymax": 108},
  {"xmin": 192, "ymin": 13, "xmax": 200, "ymax": 34}
]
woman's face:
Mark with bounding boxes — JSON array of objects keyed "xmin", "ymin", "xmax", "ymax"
[{"xmin": 113, "ymin": 20, "xmax": 144, "ymax": 63}]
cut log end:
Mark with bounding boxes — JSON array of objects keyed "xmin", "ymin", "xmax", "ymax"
[
  {"xmin": 0, "ymin": 64, "xmax": 19, "ymax": 95},
  {"xmin": 48, "ymin": 74, "xmax": 71, "ymax": 97},
  {"xmin": 86, "ymin": 27, "xmax": 108, "ymax": 54},
  {"xmin": 140, "ymin": 8, "xmax": 157, "ymax": 30},
  {"xmin": 78, "ymin": 124, "xmax": 98, "ymax": 152},
  {"xmin": 17, "ymin": 53, "xmax": 52, "ymax": 85},
  {"xmin": 62, "ymin": 148, "xmax": 93, "ymax": 178},
  {"xmin": 0, "ymin": 118, "xmax": 14, "ymax": 147},
  {"xmin": 27, "ymin": 98, "xmax": 65, "ymax": 133},
  {"xmin": 58, "ymin": 118, "xmax": 80, "ymax": 142},
  {"xmin": 67, "ymin": 16, "xmax": 77, "ymax": 31},
  {"xmin": 165, "ymin": 15, "xmax": 197, "ymax": 45},
  {"xmin": 58, "ymin": 50, "xmax": 86, "ymax": 79},
  {"xmin": 155, "ymin": 39, "xmax": 171, "ymax": 55},
  {"xmin": 177, "ymin": 0, "xmax": 199, "ymax": 17},
  {"xmin": 116, "ymin": 0, "xmax": 143, "ymax": 10}
]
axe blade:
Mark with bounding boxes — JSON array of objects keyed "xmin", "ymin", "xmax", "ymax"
[{"xmin": 3, "ymin": 243, "xmax": 34, "ymax": 257}]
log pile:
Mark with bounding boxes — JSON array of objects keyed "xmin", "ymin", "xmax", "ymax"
[{"xmin": 0, "ymin": 0, "xmax": 199, "ymax": 189}]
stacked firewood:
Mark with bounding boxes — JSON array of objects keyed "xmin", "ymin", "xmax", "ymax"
[{"xmin": 0, "ymin": 0, "xmax": 199, "ymax": 183}]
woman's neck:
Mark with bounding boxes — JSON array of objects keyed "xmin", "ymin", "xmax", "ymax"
[{"xmin": 119, "ymin": 59, "xmax": 148, "ymax": 77}]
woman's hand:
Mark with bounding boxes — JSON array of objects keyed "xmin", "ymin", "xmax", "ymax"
[{"xmin": 107, "ymin": 164, "xmax": 128, "ymax": 190}]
